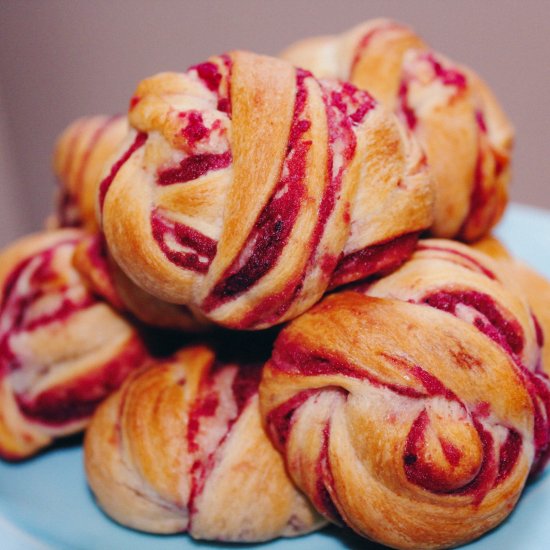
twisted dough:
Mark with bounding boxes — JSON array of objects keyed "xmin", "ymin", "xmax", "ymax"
[
  {"xmin": 85, "ymin": 344, "xmax": 324, "ymax": 541},
  {"xmin": 260, "ymin": 239, "xmax": 548, "ymax": 549},
  {"xmin": 53, "ymin": 115, "xmax": 128, "ymax": 231},
  {"xmin": 282, "ymin": 18, "xmax": 513, "ymax": 241},
  {"xmin": 100, "ymin": 50, "xmax": 433, "ymax": 329},
  {"xmin": 0, "ymin": 229, "xmax": 148, "ymax": 459}
]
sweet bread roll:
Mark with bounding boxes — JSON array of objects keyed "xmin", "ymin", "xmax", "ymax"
[
  {"xmin": 84, "ymin": 344, "xmax": 324, "ymax": 541},
  {"xmin": 53, "ymin": 115, "xmax": 128, "ymax": 231},
  {"xmin": 99, "ymin": 50, "xmax": 433, "ymax": 329},
  {"xmin": 0, "ymin": 229, "xmax": 148, "ymax": 460},
  {"xmin": 282, "ymin": 18, "xmax": 513, "ymax": 241},
  {"xmin": 260, "ymin": 239, "xmax": 549, "ymax": 549}
]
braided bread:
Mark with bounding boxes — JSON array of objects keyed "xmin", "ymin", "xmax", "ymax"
[
  {"xmin": 99, "ymin": 50, "xmax": 433, "ymax": 329},
  {"xmin": 53, "ymin": 115, "xmax": 128, "ymax": 231},
  {"xmin": 84, "ymin": 344, "xmax": 324, "ymax": 541},
  {"xmin": 260, "ymin": 239, "xmax": 548, "ymax": 549},
  {"xmin": 282, "ymin": 18, "xmax": 513, "ymax": 241},
  {"xmin": 0, "ymin": 229, "xmax": 148, "ymax": 460}
]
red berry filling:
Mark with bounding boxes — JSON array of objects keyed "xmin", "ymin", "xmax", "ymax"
[
  {"xmin": 150, "ymin": 210, "xmax": 217, "ymax": 273},
  {"xmin": 99, "ymin": 131, "xmax": 147, "ymax": 212},
  {"xmin": 187, "ymin": 360, "xmax": 261, "ymax": 525},
  {"xmin": 422, "ymin": 290, "xmax": 550, "ymax": 473},
  {"xmin": 202, "ymin": 69, "xmax": 312, "ymax": 312},
  {"xmin": 157, "ymin": 151, "xmax": 232, "ymax": 186},
  {"xmin": 330, "ymin": 232, "xmax": 419, "ymax": 289},
  {"xmin": 416, "ymin": 243, "xmax": 497, "ymax": 280},
  {"xmin": 0, "ymin": 238, "xmax": 147, "ymax": 428},
  {"xmin": 16, "ymin": 335, "xmax": 145, "ymax": 426}
]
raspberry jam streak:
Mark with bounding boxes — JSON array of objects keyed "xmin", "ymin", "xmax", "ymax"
[
  {"xmin": 397, "ymin": 78, "xmax": 417, "ymax": 130},
  {"xmin": 74, "ymin": 115, "xmax": 122, "ymax": 199},
  {"xmin": 439, "ymin": 438, "xmax": 463, "ymax": 467},
  {"xmin": 302, "ymin": 80, "xmax": 360, "ymax": 274},
  {"xmin": 98, "ymin": 132, "xmax": 147, "ymax": 212},
  {"xmin": 422, "ymin": 291, "xmax": 524, "ymax": 356},
  {"xmin": 533, "ymin": 315, "xmax": 545, "ymax": 349},
  {"xmin": 189, "ymin": 54, "xmax": 232, "ymax": 114},
  {"xmin": 0, "ymin": 240, "xmax": 91, "ymax": 372},
  {"xmin": 415, "ymin": 243, "xmax": 496, "ymax": 280},
  {"xmin": 77, "ymin": 234, "xmax": 125, "ymax": 310},
  {"xmin": 202, "ymin": 69, "xmax": 312, "ymax": 313},
  {"xmin": 460, "ymin": 109, "xmax": 503, "ymax": 237},
  {"xmin": 405, "ymin": 411, "xmax": 500, "ymax": 503},
  {"xmin": 192, "ymin": 61, "xmax": 222, "ymax": 91},
  {"xmin": 157, "ymin": 151, "xmax": 231, "ymax": 186},
  {"xmin": 496, "ymin": 429, "xmax": 522, "ymax": 484},
  {"xmin": 176, "ymin": 110, "xmax": 228, "ymax": 155},
  {"xmin": 398, "ymin": 53, "xmax": 467, "ymax": 131},
  {"xmin": 422, "ymin": 53, "xmax": 467, "ymax": 89},
  {"xmin": 0, "ymin": 237, "xmax": 149, "ymax": 427},
  {"xmin": 270, "ymin": 337, "xmax": 445, "ymax": 398},
  {"xmin": 265, "ymin": 388, "xmax": 322, "ymax": 450},
  {"xmin": 187, "ymin": 362, "xmax": 261, "ymax": 525},
  {"xmin": 404, "ymin": 409, "xmax": 455, "ymax": 492},
  {"xmin": 315, "ymin": 421, "xmax": 344, "ymax": 524},
  {"xmin": 423, "ymin": 289, "xmax": 550, "ymax": 473},
  {"xmin": 228, "ymin": 80, "xmax": 375, "ymax": 328},
  {"xmin": 301, "ymin": 82, "xmax": 371, "ymax": 273},
  {"xmin": 330, "ymin": 232, "xmax": 419, "ymax": 289},
  {"xmin": 151, "ymin": 210, "xmax": 217, "ymax": 273},
  {"xmin": 229, "ymin": 275, "xmax": 305, "ymax": 330},
  {"xmin": 17, "ymin": 335, "xmax": 145, "ymax": 426}
]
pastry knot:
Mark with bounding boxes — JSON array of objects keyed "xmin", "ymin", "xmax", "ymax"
[
  {"xmin": 260, "ymin": 240, "xmax": 548, "ymax": 549},
  {"xmin": 0, "ymin": 229, "xmax": 148, "ymax": 459},
  {"xmin": 99, "ymin": 51, "xmax": 433, "ymax": 329}
]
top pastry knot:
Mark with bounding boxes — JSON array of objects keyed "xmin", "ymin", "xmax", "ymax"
[
  {"xmin": 99, "ymin": 51, "xmax": 433, "ymax": 330},
  {"xmin": 282, "ymin": 18, "xmax": 514, "ymax": 241}
]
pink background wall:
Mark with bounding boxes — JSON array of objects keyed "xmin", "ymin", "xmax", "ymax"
[{"xmin": 1, "ymin": 0, "xmax": 548, "ymax": 246}]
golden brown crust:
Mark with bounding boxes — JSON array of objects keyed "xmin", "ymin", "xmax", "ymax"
[
  {"xmin": 471, "ymin": 235, "xmax": 512, "ymax": 261},
  {"xmin": 282, "ymin": 19, "xmax": 513, "ymax": 242},
  {"xmin": 260, "ymin": 239, "xmax": 549, "ymax": 549},
  {"xmin": 100, "ymin": 50, "xmax": 433, "ymax": 329},
  {"xmin": 0, "ymin": 230, "xmax": 148, "ymax": 459},
  {"xmin": 84, "ymin": 345, "xmax": 324, "ymax": 541}
]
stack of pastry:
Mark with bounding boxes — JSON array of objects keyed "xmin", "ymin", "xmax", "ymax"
[{"xmin": 1, "ymin": 18, "xmax": 548, "ymax": 550}]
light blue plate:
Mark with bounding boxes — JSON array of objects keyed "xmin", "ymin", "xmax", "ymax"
[{"xmin": 1, "ymin": 203, "xmax": 549, "ymax": 550}]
